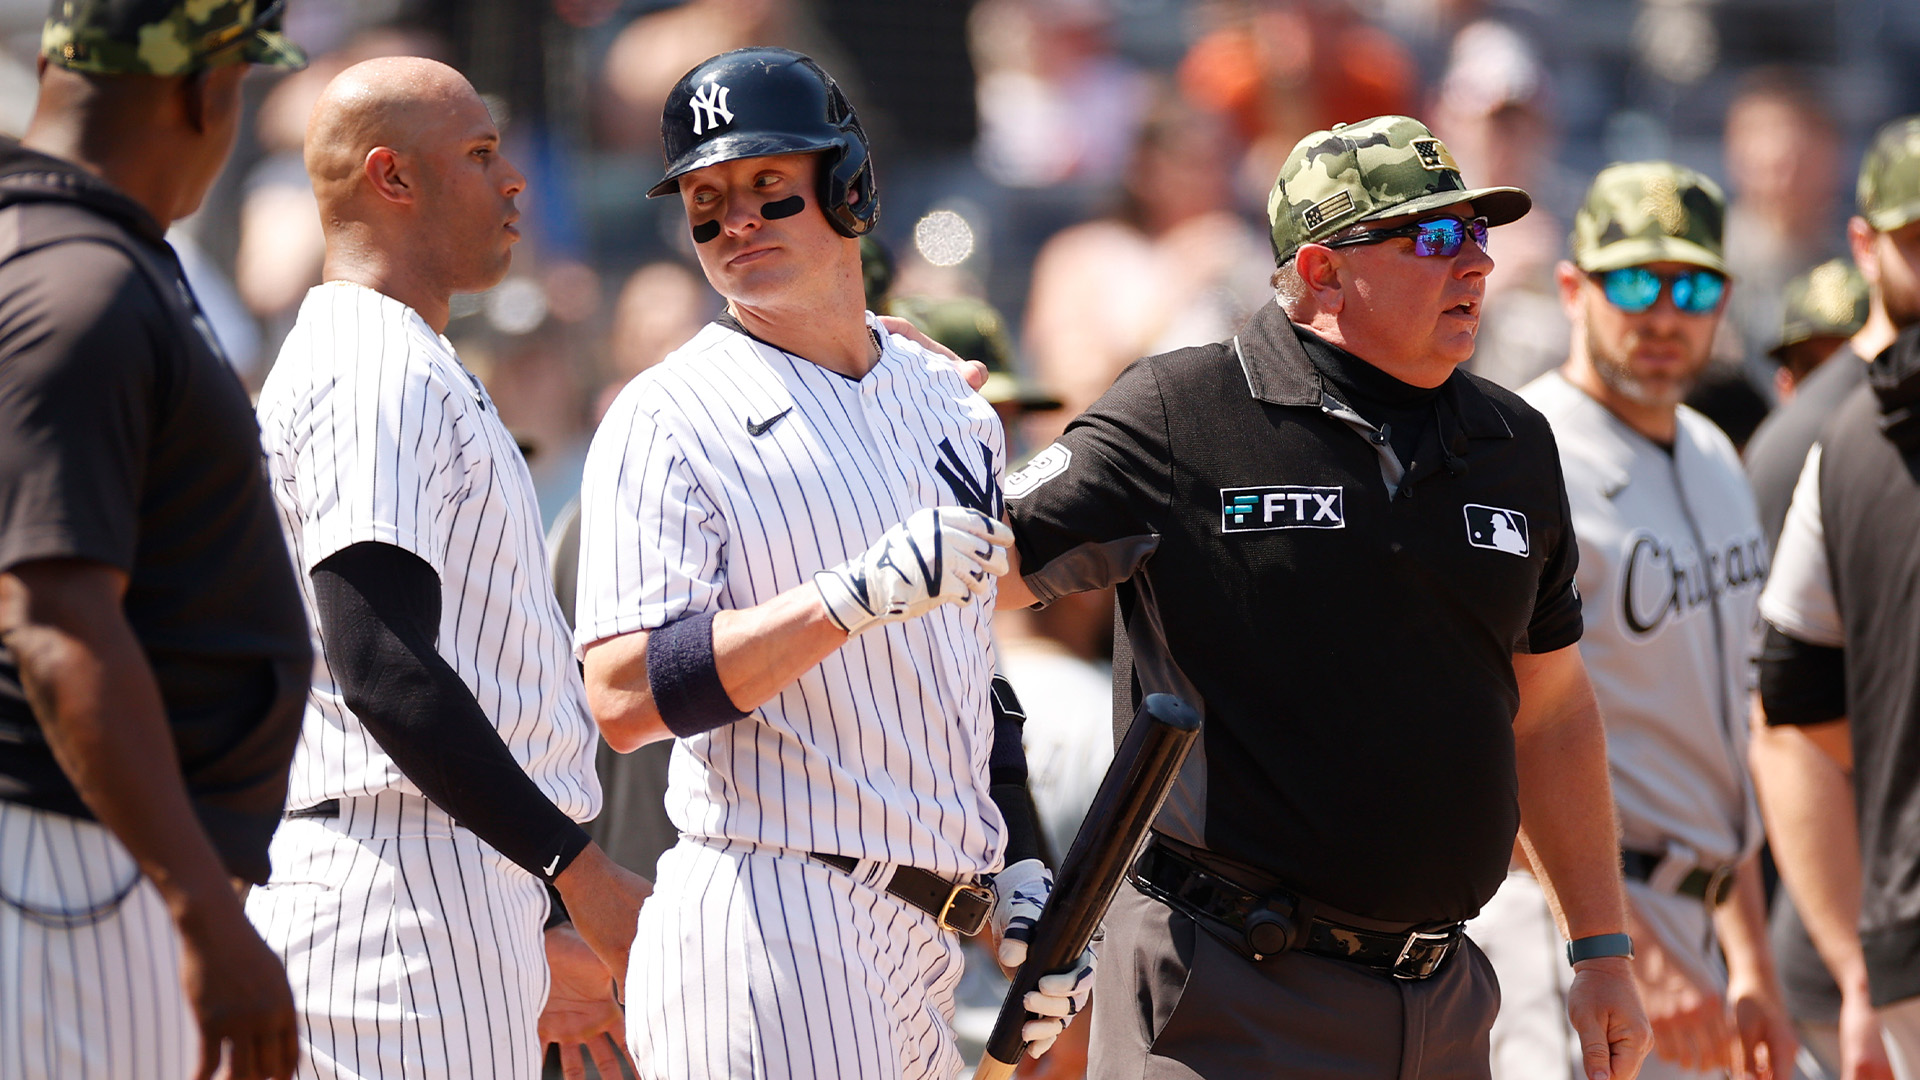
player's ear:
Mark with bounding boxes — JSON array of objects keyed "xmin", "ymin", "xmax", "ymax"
[
  {"xmin": 364, "ymin": 146, "xmax": 414, "ymax": 205},
  {"xmin": 1296, "ymin": 244, "xmax": 1345, "ymax": 314}
]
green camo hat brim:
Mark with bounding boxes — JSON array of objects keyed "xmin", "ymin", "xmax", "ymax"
[
  {"xmin": 1576, "ymin": 235, "xmax": 1728, "ymax": 276},
  {"xmin": 1865, "ymin": 197, "xmax": 1920, "ymax": 233},
  {"xmin": 1354, "ymin": 185, "xmax": 1533, "ymax": 231}
]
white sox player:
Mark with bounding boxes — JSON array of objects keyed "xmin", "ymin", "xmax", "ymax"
[
  {"xmin": 575, "ymin": 48, "xmax": 1092, "ymax": 1080},
  {"xmin": 247, "ymin": 57, "xmax": 648, "ymax": 1080}
]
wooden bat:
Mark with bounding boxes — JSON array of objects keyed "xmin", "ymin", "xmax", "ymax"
[{"xmin": 972, "ymin": 693, "xmax": 1202, "ymax": 1080}]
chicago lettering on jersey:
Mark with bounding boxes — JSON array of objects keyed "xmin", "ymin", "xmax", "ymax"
[
  {"xmin": 1220, "ymin": 485, "xmax": 1346, "ymax": 532},
  {"xmin": 1619, "ymin": 527, "xmax": 1769, "ymax": 637}
]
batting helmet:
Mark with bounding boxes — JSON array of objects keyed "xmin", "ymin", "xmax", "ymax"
[{"xmin": 648, "ymin": 47, "xmax": 879, "ymax": 238}]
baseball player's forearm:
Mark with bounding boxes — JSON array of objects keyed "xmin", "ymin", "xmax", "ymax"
[
  {"xmin": 1713, "ymin": 854, "xmax": 1781, "ymax": 993},
  {"xmin": 313, "ymin": 542, "xmax": 593, "ymax": 881},
  {"xmin": 1749, "ymin": 704, "xmax": 1872, "ymax": 997},
  {"xmin": 585, "ymin": 581, "xmax": 849, "ymax": 751},
  {"xmin": 1509, "ymin": 644, "xmax": 1629, "ymax": 940}
]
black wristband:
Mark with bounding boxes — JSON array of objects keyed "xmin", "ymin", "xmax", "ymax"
[
  {"xmin": 648, "ymin": 610, "xmax": 750, "ymax": 739},
  {"xmin": 1566, "ymin": 932, "xmax": 1634, "ymax": 966}
]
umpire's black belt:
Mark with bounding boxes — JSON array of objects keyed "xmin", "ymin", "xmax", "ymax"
[
  {"xmin": 1620, "ymin": 848, "xmax": 1735, "ymax": 907},
  {"xmin": 1130, "ymin": 838, "xmax": 1465, "ymax": 980},
  {"xmin": 810, "ymin": 852, "xmax": 993, "ymax": 936}
]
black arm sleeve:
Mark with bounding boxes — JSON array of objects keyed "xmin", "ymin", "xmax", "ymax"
[
  {"xmin": 1757, "ymin": 624, "xmax": 1849, "ymax": 728},
  {"xmin": 988, "ymin": 673, "xmax": 1050, "ymax": 868},
  {"xmin": 312, "ymin": 541, "xmax": 591, "ymax": 882}
]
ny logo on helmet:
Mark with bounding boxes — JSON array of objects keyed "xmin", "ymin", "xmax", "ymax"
[{"xmin": 690, "ymin": 80, "xmax": 734, "ymax": 135}]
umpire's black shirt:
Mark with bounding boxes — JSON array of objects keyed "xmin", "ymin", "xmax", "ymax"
[
  {"xmin": 0, "ymin": 140, "xmax": 310, "ymax": 884},
  {"xmin": 1007, "ymin": 300, "xmax": 1583, "ymax": 924}
]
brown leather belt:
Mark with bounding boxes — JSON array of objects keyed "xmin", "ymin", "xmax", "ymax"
[{"xmin": 810, "ymin": 852, "xmax": 993, "ymax": 935}]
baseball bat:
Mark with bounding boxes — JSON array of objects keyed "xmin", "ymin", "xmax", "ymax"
[{"xmin": 972, "ymin": 692, "xmax": 1202, "ymax": 1080}]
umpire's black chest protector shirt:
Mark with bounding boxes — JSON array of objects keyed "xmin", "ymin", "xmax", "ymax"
[{"xmin": 1007, "ymin": 300, "xmax": 1583, "ymax": 924}]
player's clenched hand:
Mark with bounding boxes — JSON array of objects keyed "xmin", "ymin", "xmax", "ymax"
[
  {"xmin": 178, "ymin": 897, "xmax": 299, "ymax": 1080},
  {"xmin": 814, "ymin": 507, "xmax": 1011, "ymax": 636},
  {"xmin": 555, "ymin": 844, "xmax": 652, "ymax": 1002},
  {"xmin": 541, "ymin": 924, "xmax": 636, "ymax": 1080},
  {"xmin": 989, "ymin": 859, "xmax": 1096, "ymax": 1060}
]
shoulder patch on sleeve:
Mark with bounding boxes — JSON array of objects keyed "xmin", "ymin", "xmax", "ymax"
[{"xmin": 1005, "ymin": 443, "xmax": 1072, "ymax": 500}]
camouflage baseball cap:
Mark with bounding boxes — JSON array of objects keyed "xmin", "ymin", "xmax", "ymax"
[
  {"xmin": 42, "ymin": 0, "xmax": 306, "ymax": 77},
  {"xmin": 1771, "ymin": 257, "xmax": 1868, "ymax": 360},
  {"xmin": 1858, "ymin": 116, "xmax": 1920, "ymax": 232},
  {"xmin": 887, "ymin": 294, "xmax": 1061, "ymax": 412},
  {"xmin": 1570, "ymin": 161, "xmax": 1727, "ymax": 275},
  {"xmin": 1266, "ymin": 115, "xmax": 1530, "ymax": 263}
]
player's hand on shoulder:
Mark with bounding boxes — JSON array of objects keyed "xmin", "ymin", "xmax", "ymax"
[
  {"xmin": 176, "ymin": 895, "xmax": 299, "ymax": 1080},
  {"xmin": 814, "ymin": 506, "xmax": 1012, "ymax": 636},
  {"xmin": 541, "ymin": 923, "xmax": 637, "ymax": 1080},
  {"xmin": 988, "ymin": 858, "xmax": 1097, "ymax": 1060},
  {"xmin": 874, "ymin": 315, "xmax": 989, "ymax": 391}
]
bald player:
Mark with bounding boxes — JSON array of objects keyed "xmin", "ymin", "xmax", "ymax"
[{"xmin": 245, "ymin": 57, "xmax": 649, "ymax": 1080}]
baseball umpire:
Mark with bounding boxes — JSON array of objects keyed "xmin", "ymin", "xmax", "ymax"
[
  {"xmin": 246, "ymin": 56, "xmax": 649, "ymax": 1080},
  {"xmin": 0, "ymin": 3, "xmax": 310, "ymax": 1079},
  {"xmin": 996, "ymin": 116, "xmax": 1654, "ymax": 1080},
  {"xmin": 575, "ymin": 47, "xmax": 1089, "ymax": 1080}
]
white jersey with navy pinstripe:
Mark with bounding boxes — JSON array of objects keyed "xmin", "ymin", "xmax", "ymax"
[
  {"xmin": 574, "ymin": 316, "xmax": 1007, "ymax": 880},
  {"xmin": 256, "ymin": 281, "xmax": 599, "ymax": 819}
]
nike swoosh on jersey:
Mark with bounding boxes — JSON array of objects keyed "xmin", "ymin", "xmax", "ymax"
[{"xmin": 747, "ymin": 408, "xmax": 793, "ymax": 437}]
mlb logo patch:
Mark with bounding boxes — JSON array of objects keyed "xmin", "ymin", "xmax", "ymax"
[
  {"xmin": 1463, "ymin": 504, "xmax": 1529, "ymax": 556},
  {"xmin": 1221, "ymin": 486, "xmax": 1345, "ymax": 532}
]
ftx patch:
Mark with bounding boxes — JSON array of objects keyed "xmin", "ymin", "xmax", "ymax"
[{"xmin": 1221, "ymin": 486, "xmax": 1345, "ymax": 532}]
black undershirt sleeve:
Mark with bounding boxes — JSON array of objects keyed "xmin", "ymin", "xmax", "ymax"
[
  {"xmin": 312, "ymin": 541, "xmax": 591, "ymax": 883},
  {"xmin": 988, "ymin": 673, "xmax": 1050, "ymax": 868},
  {"xmin": 1757, "ymin": 624, "xmax": 1850, "ymax": 728}
]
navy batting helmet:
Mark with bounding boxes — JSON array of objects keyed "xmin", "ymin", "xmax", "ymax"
[{"xmin": 648, "ymin": 47, "xmax": 879, "ymax": 238}]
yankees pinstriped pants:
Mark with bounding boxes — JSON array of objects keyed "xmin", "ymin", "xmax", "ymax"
[
  {"xmin": 0, "ymin": 800, "xmax": 197, "ymax": 1080},
  {"xmin": 628, "ymin": 839, "xmax": 968, "ymax": 1080},
  {"xmin": 246, "ymin": 791, "xmax": 550, "ymax": 1080}
]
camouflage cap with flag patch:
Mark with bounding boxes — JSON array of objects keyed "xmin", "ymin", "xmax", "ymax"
[
  {"xmin": 42, "ymin": 0, "xmax": 306, "ymax": 77},
  {"xmin": 1772, "ymin": 257, "xmax": 1868, "ymax": 360},
  {"xmin": 1266, "ymin": 115, "xmax": 1531, "ymax": 264},
  {"xmin": 1570, "ymin": 161, "xmax": 1727, "ymax": 275},
  {"xmin": 1858, "ymin": 115, "xmax": 1920, "ymax": 233}
]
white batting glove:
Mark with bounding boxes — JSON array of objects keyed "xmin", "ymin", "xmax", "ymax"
[
  {"xmin": 991, "ymin": 859, "xmax": 1097, "ymax": 1059},
  {"xmin": 813, "ymin": 507, "xmax": 1011, "ymax": 637}
]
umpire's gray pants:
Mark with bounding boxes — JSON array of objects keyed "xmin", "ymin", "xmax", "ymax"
[{"xmin": 1090, "ymin": 880, "xmax": 1500, "ymax": 1079}]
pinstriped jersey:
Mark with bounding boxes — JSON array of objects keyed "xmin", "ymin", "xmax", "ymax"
[
  {"xmin": 258, "ymin": 282, "xmax": 600, "ymax": 821},
  {"xmin": 574, "ymin": 317, "xmax": 1007, "ymax": 878}
]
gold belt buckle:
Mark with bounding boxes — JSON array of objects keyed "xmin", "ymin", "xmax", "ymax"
[{"xmin": 937, "ymin": 880, "xmax": 994, "ymax": 935}]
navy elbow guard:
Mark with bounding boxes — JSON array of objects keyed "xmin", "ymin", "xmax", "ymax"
[
  {"xmin": 988, "ymin": 673, "xmax": 1048, "ymax": 866},
  {"xmin": 648, "ymin": 610, "xmax": 750, "ymax": 738}
]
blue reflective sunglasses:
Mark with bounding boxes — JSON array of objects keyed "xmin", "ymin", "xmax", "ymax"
[
  {"xmin": 1593, "ymin": 267, "xmax": 1727, "ymax": 314},
  {"xmin": 1322, "ymin": 215, "xmax": 1491, "ymax": 257}
]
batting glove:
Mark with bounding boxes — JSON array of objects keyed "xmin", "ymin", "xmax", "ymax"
[
  {"xmin": 813, "ymin": 507, "xmax": 1011, "ymax": 637},
  {"xmin": 991, "ymin": 858, "xmax": 1097, "ymax": 1059}
]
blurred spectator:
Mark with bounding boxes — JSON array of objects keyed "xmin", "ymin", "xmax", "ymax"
[
  {"xmin": 596, "ymin": 259, "xmax": 716, "ymax": 420},
  {"xmin": 1021, "ymin": 92, "xmax": 1271, "ymax": 446},
  {"xmin": 970, "ymin": 0, "xmax": 1152, "ymax": 188},
  {"xmin": 1180, "ymin": 0, "xmax": 1417, "ymax": 205},
  {"xmin": 1721, "ymin": 68, "xmax": 1847, "ymax": 375},
  {"xmin": 1768, "ymin": 257, "xmax": 1869, "ymax": 403},
  {"xmin": 1429, "ymin": 18, "xmax": 1575, "ymax": 389}
]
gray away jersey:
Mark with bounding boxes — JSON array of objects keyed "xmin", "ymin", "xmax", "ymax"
[
  {"xmin": 257, "ymin": 282, "xmax": 600, "ymax": 820},
  {"xmin": 574, "ymin": 317, "xmax": 1007, "ymax": 878}
]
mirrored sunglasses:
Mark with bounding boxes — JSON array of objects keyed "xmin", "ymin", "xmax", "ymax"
[
  {"xmin": 1593, "ymin": 267, "xmax": 1727, "ymax": 315},
  {"xmin": 1322, "ymin": 215, "xmax": 1491, "ymax": 258}
]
